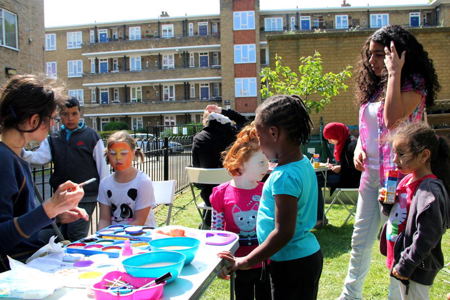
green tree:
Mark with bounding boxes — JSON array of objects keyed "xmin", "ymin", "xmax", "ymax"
[{"xmin": 260, "ymin": 52, "xmax": 353, "ymax": 113}]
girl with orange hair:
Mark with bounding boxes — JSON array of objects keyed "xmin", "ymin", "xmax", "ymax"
[{"xmin": 210, "ymin": 123, "xmax": 271, "ymax": 300}]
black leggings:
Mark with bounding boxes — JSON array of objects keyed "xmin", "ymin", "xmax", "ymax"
[
  {"xmin": 269, "ymin": 250, "xmax": 323, "ymax": 300},
  {"xmin": 235, "ymin": 267, "xmax": 272, "ymax": 300}
]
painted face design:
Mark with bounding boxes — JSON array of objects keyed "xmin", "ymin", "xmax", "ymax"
[{"xmin": 108, "ymin": 142, "xmax": 133, "ymax": 171}]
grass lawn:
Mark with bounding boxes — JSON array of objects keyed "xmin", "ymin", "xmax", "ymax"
[{"xmin": 155, "ymin": 188, "xmax": 450, "ymax": 300}]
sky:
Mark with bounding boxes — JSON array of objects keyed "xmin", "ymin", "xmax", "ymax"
[{"xmin": 44, "ymin": 0, "xmax": 430, "ymax": 27}]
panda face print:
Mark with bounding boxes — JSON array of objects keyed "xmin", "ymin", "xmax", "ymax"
[{"xmin": 108, "ymin": 188, "xmax": 138, "ymax": 223}]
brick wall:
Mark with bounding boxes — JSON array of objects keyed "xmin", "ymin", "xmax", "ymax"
[{"xmin": 268, "ymin": 27, "xmax": 450, "ymax": 130}]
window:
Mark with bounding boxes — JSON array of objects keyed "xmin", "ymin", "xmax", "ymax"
[
  {"xmin": 164, "ymin": 115, "xmax": 176, "ymax": 126},
  {"xmin": 131, "ymin": 86, "xmax": 142, "ymax": 102},
  {"xmin": 233, "ymin": 11, "xmax": 255, "ymax": 30},
  {"xmin": 290, "ymin": 16, "xmax": 296, "ymax": 31},
  {"xmin": 129, "ymin": 26, "xmax": 141, "ymax": 40},
  {"xmin": 234, "ymin": 44, "xmax": 256, "ymax": 64},
  {"xmin": 212, "ymin": 52, "xmax": 220, "ymax": 66},
  {"xmin": 113, "ymin": 88, "xmax": 119, "ymax": 102},
  {"xmin": 89, "ymin": 30, "xmax": 95, "ymax": 43},
  {"xmin": 200, "ymin": 83, "xmax": 209, "ymax": 100},
  {"xmin": 212, "ymin": 83, "xmax": 220, "ymax": 98},
  {"xmin": 132, "ymin": 117, "xmax": 144, "ymax": 130},
  {"xmin": 370, "ymin": 14, "xmax": 389, "ymax": 28},
  {"xmin": 46, "ymin": 62, "xmax": 57, "ymax": 78},
  {"xmin": 300, "ymin": 16, "xmax": 311, "ymax": 30},
  {"xmin": 112, "ymin": 58, "xmax": 119, "ymax": 72},
  {"xmin": 335, "ymin": 15, "xmax": 349, "ymax": 29},
  {"xmin": 189, "ymin": 53, "xmax": 195, "ymax": 67},
  {"xmin": 212, "ymin": 23, "xmax": 219, "ymax": 34},
  {"xmin": 235, "ymin": 78, "xmax": 257, "ymax": 97},
  {"xmin": 199, "ymin": 52, "xmax": 209, "ymax": 67},
  {"xmin": 161, "ymin": 24, "xmax": 174, "ymax": 38},
  {"xmin": 99, "ymin": 59, "xmax": 108, "ymax": 73},
  {"xmin": 190, "ymin": 84, "xmax": 195, "ymax": 98},
  {"xmin": 98, "ymin": 29, "xmax": 108, "ymax": 42},
  {"xmin": 130, "ymin": 56, "xmax": 142, "ymax": 71},
  {"xmin": 163, "ymin": 85, "xmax": 175, "ymax": 101},
  {"xmin": 90, "ymin": 88, "xmax": 97, "ymax": 103},
  {"xmin": 260, "ymin": 48, "xmax": 268, "ymax": 65},
  {"xmin": 0, "ymin": 9, "xmax": 18, "ymax": 49},
  {"xmin": 67, "ymin": 60, "xmax": 83, "ymax": 77},
  {"xmin": 410, "ymin": 12, "xmax": 420, "ymax": 27},
  {"xmin": 100, "ymin": 88, "xmax": 109, "ymax": 104},
  {"xmin": 188, "ymin": 23, "xmax": 194, "ymax": 36},
  {"xmin": 68, "ymin": 89, "xmax": 84, "ymax": 106},
  {"xmin": 89, "ymin": 59, "xmax": 95, "ymax": 73},
  {"xmin": 45, "ymin": 34, "xmax": 56, "ymax": 51},
  {"xmin": 264, "ymin": 17, "xmax": 283, "ymax": 32},
  {"xmin": 162, "ymin": 54, "xmax": 174, "ymax": 69},
  {"xmin": 67, "ymin": 31, "xmax": 82, "ymax": 49},
  {"xmin": 100, "ymin": 118, "xmax": 110, "ymax": 130},
  {"xmin": 112, "ymin": 29, "xmax": 118, "ymax": 40},
  {"xmin": 313, "ymin": 17, "xmax": 322, "ymax": 29},
  {"xmin": 198, "ymin": 22, "xmax": 208, "ymax": 36}
]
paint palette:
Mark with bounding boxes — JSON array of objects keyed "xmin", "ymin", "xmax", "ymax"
[
  {"xmin": 96, "ymin": 225, "xmax": 154, "ymax": 242},
  {"xmin": 66, "ymin": 237, "xmax": 150, "ymax": 258},
  {"xmin": 204, "ymin": 231, "xmax": 238, "ymax": 246}
]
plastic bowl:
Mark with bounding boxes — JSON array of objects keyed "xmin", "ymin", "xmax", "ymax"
[
  {"xmin": 92, "ymin": 271, "xmax": 164, "ymax": 300},
  {"xmin": 149, "ymin": 237, "xmax": 200, "ymax": 265},
  {"xmin": 122, "ymin": 251, "xmax": 185, "ymax": 283}
]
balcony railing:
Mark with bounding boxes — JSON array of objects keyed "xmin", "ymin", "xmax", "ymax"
[{"xmin": 84, "ymin": 65, "xmax": 221, "ymax": 77}]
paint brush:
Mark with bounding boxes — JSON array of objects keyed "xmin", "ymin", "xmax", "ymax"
[{"xmin": 78, "ymin": 178, "xmax": 97, "ymax": 188}]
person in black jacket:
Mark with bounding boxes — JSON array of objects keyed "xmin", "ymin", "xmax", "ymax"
[
  {"xmin": 192, "ymin": 104, "xmax": 247, "ymax": 228},
  {"xmin": 316, "ymin": 122, "xmax": 361, "ymax": 227}
]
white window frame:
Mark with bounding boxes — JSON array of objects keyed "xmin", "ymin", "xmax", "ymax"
[
  {"xmin": 162, "ymin": 54, "xmax": 175, "ymax": 69},
  {"xmin": 164, "ymin": 115, "xmax": 176, "ymax": 126},
  {"xmin": 45, "ymin": 33, "xmax": 56, "ymax": 51},
  {"xmin": 300, "ymin": 16, "xmax": 311, "ymax": 30},
  {"xmin": 290, "ymin": 16, "xmax": 296, "ymax": 31},
  {"xmin": 129, "ymin": 26, "xmax": 141, "ymax": 40},
  {"xmin": 46, "ymin": 62, "xmax": 57, "ymax": 79},
  {"xmin": 66, "ymin": 31, "xmax": 82, "ymax": 49},
  {"xmin": 212, "ymin": 22, "xmax": 219, "ymax": 34},
  {"xmin": 163, "ymin": 85, "xmax": 175, "ymax": 101},
  {"xmin": 161, "ymin": 24, "xmax": 174, "ymax": 38},
  {"xmin": 0, "ymin": 9, "xmax": 18, "ymax": 50},
  {"xmin": 189, "ymin": 53, "xmax": 195, "ymax": 67},
  {"xmin": 200, "ymin": 83, "xmax": 210, "ymax": 100},
  {"xmin": 132, "ymin": 117, "xmax": 144, "ymax": 130},
  {"xmin": 409, "ymin": 12, "xmax": 421, "ymax": 27},
  {"xmin": 264, "ymin": 17, "xmax": 283, "ymax": 32},
  {"xmin": 89, "ymin": 30, "xmax": 95, "ymax": 43},
  {"xmin": 198, "ymin": 22, "xmax": 208, "ymax": 36},
  {"xmin": 112, "ymin": 29, "xmax": 119, "ymax": 40},
  {"xmin": 100, "ymin": 117, "xmax": 110, "ymax": 131},
  {"xmin": 212, "ymin": 82, "xmax": 221, "ymax": 98},
  {"xmin": 234, "ymin": 44, "xmax": 256, "ymax": 64},
  {"xmin": 90, "ymin": 88, "xmax": 97, "ymax": 103},
  {"xmin": 89, "ymin": 59, "xmax": 96, "ymax": 73},
  {"xmin": 130, "ymin": 56, "xmax": 142, "ymax": 71},
  {"xmin": 235, "ymin": 78, "xmax": 257, "ymax": 97},
  {"xmin": 113, "ymin": 88, "xmax": 120, "ymax": 102},
  {"xmin": 212, "ymin": 52, "xmax": 220, "ymax": 66},
  {"xmin": 68, "ymin": 89, "xmax": 84, "ymax": 106},
  {"xmin": 67, "ymin": 60, "xmax": 83, "ymax": 77},
  {"xmin": 188, "ymin": 23, "xmax": 194, "ymax": 36},
  {"xmin": 99, "ymin": 58, "xmax": 108, "ymax": 73},
  {"xmin": 335, "ymin": 15, "xmax": 349, "ymax": 29},
  {"xmin": 233, "ymin": 11, "xmax": 255, "ymax": 30},
  {"xmin": 190, "ymin": 84, "xmax": 195, "ymax": 99},
  {"xmin": 112, "ymin": 58, "xmax": 119, "ymax": 72},
  {"xmin": 130, "ymin": 86, "xmax": 142, "ymax": 102},
  {"xmin": 199, "ymin": 52, "xmax": 209, "ymax": 68},
  {"xmin": 370, "ymin": 13, "xmax": 389, "ymax": 28}
]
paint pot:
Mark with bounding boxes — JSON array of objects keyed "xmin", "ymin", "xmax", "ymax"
[
  {"xmin": 102, "ymin": 246, "xmax": 122, "ymax": 253},
  {"xmin": 125, "ymin": 226, "xmax": 143, "ymax": 235}
]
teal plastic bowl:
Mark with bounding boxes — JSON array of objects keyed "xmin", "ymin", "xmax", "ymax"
[
  {"xmin": 150, "ymin": 237, "xmax": 200, "ymax": 265},
  {"xmin": 122, "ymin": 251, "xmax": 185, "ymax": 282}
]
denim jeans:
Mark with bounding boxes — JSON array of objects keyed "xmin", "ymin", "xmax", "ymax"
[{"xmin": 339, "ymin": 168, "xmax": 388, "ymax": 300}]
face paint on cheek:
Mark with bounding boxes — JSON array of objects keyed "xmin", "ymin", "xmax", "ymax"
[{"xmin": 108, "ymin": 142, "xmax": 133, "ymax": 171}]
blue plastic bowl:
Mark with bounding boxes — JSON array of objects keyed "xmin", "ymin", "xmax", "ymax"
[
  {"xmin": 122, "ymin": 251, "xmax": 185, "ymax": 283},
  {"xmin": 149, "ymin": 237, "xmax": 200, "ymax": 265}
]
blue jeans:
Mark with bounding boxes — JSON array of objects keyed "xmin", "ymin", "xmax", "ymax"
[{"xmin": 339, "ymin": 168, "xmax": 387, "ymax": 300}]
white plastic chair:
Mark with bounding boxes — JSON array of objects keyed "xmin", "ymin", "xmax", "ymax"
[
  {"xmin": 185, "ymin": 167, "xmax": 232, "ymax": 229},
  {"xmin": 152, "ymin": 180, "xmax": 176, "ymax": 226},
  {"xmin": 324, "ymin": 188, "xmax": 359, "ymax": 225}
]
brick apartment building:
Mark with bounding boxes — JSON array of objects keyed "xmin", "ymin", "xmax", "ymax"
[
  {"xmin": 43, "ymin": 0, "xmax": 450, "ymax": 131},
  {"xmin": 0, "ymin": 0, "xmax": 45, "ymax": 83}
]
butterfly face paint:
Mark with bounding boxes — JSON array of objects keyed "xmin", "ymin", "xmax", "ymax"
[{"xmin": 108, "ymin": 142, "xmax": 133, "ymax": 171}]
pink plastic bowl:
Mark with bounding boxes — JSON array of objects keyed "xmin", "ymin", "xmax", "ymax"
[{"xmin": 92, "ymin": 271, "xmax": 164, "ymax": 300}]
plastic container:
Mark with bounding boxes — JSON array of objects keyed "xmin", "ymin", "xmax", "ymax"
[
  {"xmin": 92, "ymin": 271, "xmax": 164, "ymax": 300},
  {"xmin": 384, "ymin": 170, "xmax": 399, "ymax": 204},
  {"xmin": 149, "ymin": 237, "xmax": 200, "ymax": 265},
  {"xmin": 122, "ymin": 251, "xmax": 185, "ymax": 283},
  {"xmin": 313, "ymin": 154, "xmax": 320, "ymax": 168}
]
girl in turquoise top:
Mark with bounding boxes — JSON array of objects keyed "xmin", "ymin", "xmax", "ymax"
[{"xmin": 219, "ymin": 95, "xmax": 323, "ymax": 300}]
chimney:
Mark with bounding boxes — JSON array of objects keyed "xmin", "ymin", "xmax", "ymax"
[{"xmin": 341, "ymin": 0, "xmax": 351, "ymax": 7}]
